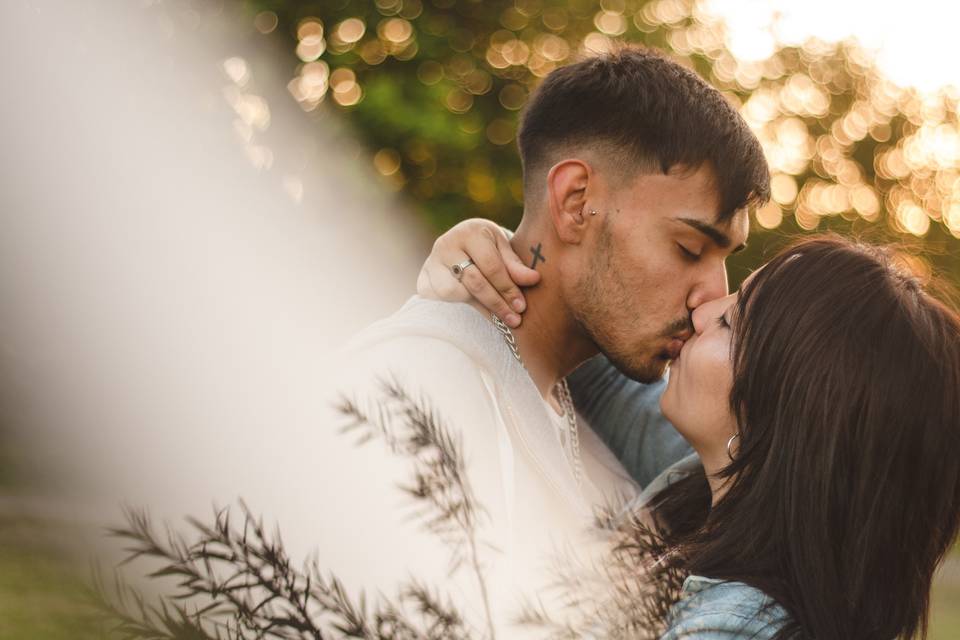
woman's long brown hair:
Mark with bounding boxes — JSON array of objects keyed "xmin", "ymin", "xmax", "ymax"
[{"xmin": 650, "ymin": 235, "xmax": 960, "ymax": 639}]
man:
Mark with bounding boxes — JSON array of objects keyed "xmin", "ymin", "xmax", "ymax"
[
  {"xmin": 331, "ymin": 46, "xmax": 769, "ymax": 634},
  {"xmin": 417, "ymin": 47, "xmax": 769, "ymax": 487}
]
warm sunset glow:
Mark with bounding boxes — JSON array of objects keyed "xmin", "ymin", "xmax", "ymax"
[{"xmin": 264, "ymin": 0, "xmax": 960, "ymax": 250}]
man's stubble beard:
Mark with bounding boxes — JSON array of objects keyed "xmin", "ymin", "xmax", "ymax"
[
  {"xmin": 568, "ymin": 229, "xmax": 672, "ymax": 384},
  {"xmin": 574, "ymin": 300, "xmax": 671, "ymax": 383}
]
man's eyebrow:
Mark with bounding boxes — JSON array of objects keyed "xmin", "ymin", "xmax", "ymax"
[{"xmin": 675, "ymin": 217, "xmax": 747, "ymax": 253}]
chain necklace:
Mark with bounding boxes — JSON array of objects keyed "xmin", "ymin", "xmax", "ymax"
[{"xmin": 491, "ymin": 314, "xmax": 584, "ymax": 490}]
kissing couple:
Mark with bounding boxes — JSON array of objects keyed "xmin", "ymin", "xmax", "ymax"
[{"xmin": 334, "ymin": 46, "xmax": 960, "ymax": 639}]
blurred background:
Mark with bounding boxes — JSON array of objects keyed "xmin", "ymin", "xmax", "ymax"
[
  {"xmin": 0, "ymin": 0, "xmax": 958, "ymax": 637},
  {"xmin": 246, "ymin": 0, "xmax": 960, "ymax": 289}
]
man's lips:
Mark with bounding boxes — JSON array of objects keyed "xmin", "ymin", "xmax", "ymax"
[
  {"xmin": 665, "ymin": 337, "xmax": 687, "ymax": 360},
  {"xmin": 663, "ymin": 329, "xmax": 693, "ymax": 360}
]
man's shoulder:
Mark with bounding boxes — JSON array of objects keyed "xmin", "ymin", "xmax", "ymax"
[
  {"xmin": 336, "ymin": 296, "xmax": 501, "ymax": 406},
  {"xmin": 345, "ymin": 296, "xmax": 488, "ymax": 354},
  {"xmin": 331, "ymin": 299, "xmax": 518, "ymax": 481}
]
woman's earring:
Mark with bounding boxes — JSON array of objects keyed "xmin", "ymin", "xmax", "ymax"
[
  {"xmin": 726, "ymin": 433, "xmax": 740, "ymax": 460},
  {"xmin": 588, "ymin": 209, "xmax": 599, "ymax": 216}
]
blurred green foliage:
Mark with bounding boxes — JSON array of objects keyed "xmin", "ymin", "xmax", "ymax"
[{"xmin": 242, "ymin": 0, "xmax": 960, "ymax": 290}]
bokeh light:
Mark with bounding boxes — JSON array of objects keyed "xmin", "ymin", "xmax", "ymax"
[
  {"xmin": 250, "ymin": 0, "xmax": 960, "ymax": 279},
  {"xmin": 254, "ymin": 10, "xmax": 278, "ymax": 34}
]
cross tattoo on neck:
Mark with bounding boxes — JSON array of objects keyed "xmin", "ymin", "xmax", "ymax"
[{"xmin": 530, "ymin": 242, "xmax": 546, "ymax": 269}]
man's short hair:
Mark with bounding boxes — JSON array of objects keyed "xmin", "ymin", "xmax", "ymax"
[{"xmin": 517, "ymin": 46, "xmax": 770, "ymax": 221}]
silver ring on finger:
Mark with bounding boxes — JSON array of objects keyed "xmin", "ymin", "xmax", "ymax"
[{"xmin": 450, "ymin": 259, "xmax": 475, "ymax": 281}]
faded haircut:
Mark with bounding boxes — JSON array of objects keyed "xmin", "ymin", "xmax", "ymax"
[{"xmin": 517, "ymin": 46, "xmax": 770, "ymax": 221}]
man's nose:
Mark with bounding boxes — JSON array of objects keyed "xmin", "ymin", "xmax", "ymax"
[
  {"xmin": 686, "ymin": 260, "xmax": 729, "ymax": 312},
  {"xmin": 690, "ymin": 302, "xmax": 708, "ymax": 336}
]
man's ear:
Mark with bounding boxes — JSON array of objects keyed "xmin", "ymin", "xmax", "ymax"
[{"xmin": 546, "ymin": 159, "xmax": 592, "ymax": 244}]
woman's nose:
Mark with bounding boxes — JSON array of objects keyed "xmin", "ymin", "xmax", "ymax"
[
  {"xmin": 692, "ymin": 295, "xmax": 734, "ymax": 335},
  {"xmin": 691, "ymin": 303, "xmax": 709, "ymax": 336}
]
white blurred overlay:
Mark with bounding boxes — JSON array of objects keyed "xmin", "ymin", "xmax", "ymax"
[
  {"xmin": 8, "ymin": 0, "xmax": 959, "ymax": 583},
  {"xmin": 0, "ymin": 0, "xmax": 427, "ymax": 559}
]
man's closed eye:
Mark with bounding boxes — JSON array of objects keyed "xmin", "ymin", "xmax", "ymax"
[{"xmin": 678, "ymin": 243, "xmax": 701, "ymax": 261}]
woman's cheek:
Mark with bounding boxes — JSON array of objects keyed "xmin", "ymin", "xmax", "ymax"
[{"xmin": 691, "ymin": 343, "xmax": 737, "ymax": 444}]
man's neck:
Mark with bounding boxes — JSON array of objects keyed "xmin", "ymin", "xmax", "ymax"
[{"xmin": 506, "ymin": 227, "xmax": 598, "ymax": 404}]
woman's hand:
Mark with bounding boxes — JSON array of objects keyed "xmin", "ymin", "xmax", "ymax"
[{"xmin": 416, "ymin": 218, "xmax": 541, "ymax": 328}]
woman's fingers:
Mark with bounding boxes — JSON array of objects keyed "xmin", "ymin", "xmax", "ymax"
[
  {"xmin": 414, "ymin": 218, "xmax": 529, "ymax": 327},
  {"xmin": 417, "ymin": 247, "xmax": 521, "ymax": 327},
  {"xmin": 459, "ymin": 261, "xmax": 522, "ymax": 327},
  {"xmin": 464, "ymin": 226, "xmax": 529, "ymax": 315},
  {"xmin": 494, "ymin": 228, "xmax": 542, "ymax": 290}
]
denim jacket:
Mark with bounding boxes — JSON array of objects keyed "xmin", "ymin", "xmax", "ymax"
[
  {"xmin": 662, "ymin": 574, "xmax": 790, "ymax": 639},
  {"xmin": 633, "ymin": 454, "xmax": 791, "ymax": 639},
  {"xmin": 568, "ymin": 355, "xmax": 791, "ymax": 639}
]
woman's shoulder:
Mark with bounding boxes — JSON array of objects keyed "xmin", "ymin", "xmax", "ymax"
[{"xmin": 660, "ymin": 575, "xmax": 791, "ymax": 639}]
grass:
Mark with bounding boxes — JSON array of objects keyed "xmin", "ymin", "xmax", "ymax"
[
  {"xmin": 0, "ymin": 516, "xmax": 102, "ymax": 640},
  {"xmin": 929, "ymin": 548, "xmax": 960, "ymax": 640},
  {"xmin": 0, "ymin": 509, "xmax": 956, "ymax": 639}
]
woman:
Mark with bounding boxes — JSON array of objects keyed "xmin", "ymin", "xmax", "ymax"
[{"xmin": 419, "ymin": 223, "xmax": 960, "ymax": 639}]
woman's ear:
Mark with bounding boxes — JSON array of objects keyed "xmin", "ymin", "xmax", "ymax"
[{"xmin": 545, "ymin": 159, "xmax": 592, "ymax": 244}]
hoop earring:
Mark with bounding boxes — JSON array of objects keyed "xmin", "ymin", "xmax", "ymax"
[{"xmin": 726, "ymin": 433, "xmax": 740, "ymax": 460}]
